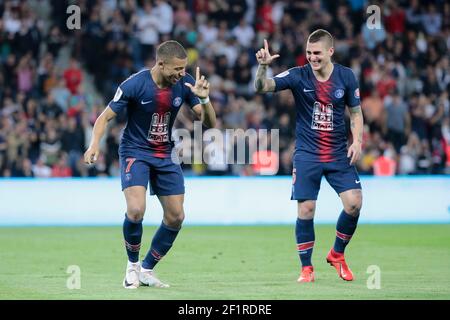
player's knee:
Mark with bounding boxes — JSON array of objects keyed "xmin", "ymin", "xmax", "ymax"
[
  {"xmin": 127, "ymin": 206, "xmax": 145, "ymax": 221},
  {"xmin": 164, "ymin": 209, "xmax": 185, "ymax": 228},
  {"xmin": 343, "ymin": 189, "xmax": 363, "ymax": 217},
  {"xmin": 298, "ymin": 201, "xmax": 316, "ymax": 219},
  {"xmin": 344, "ymin": 199, "xmax": 362, "ymax": 217}
]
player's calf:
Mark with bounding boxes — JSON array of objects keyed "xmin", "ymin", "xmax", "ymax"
[
  {"xmin": 333, "ymin": 209, "xmax": 359, "ymax": 253},
  {"xmin": 295, "ymin": 217, "xmax": 316, "ymax": 282},
  {"xmin": 142, "ymin": 222, "xmax": 181, "ymax": 270},
  {"xmin": 123, "ymin": 213, "xmax": 143, "ymax": 264}
]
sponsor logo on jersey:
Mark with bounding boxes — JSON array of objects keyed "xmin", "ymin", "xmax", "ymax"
[
  {"xmin": 354, "ymin": 88, "xmax": 360, "ymax": 99},
  {"xmin": 148, "ymin": 112, "xmax": 171, "ymax": 143},
  {"xmin": 311, "ymin": 101, "xmax": 334, "ymax": 131}
]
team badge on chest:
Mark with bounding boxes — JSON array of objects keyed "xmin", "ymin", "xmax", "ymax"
[
  {"xmin": 334, "ymin": 89, "xmax": 344, "ymax": 99},
  {"xmin": 173, "ymin": 97, "xmax": 182, "ymax": 107}
]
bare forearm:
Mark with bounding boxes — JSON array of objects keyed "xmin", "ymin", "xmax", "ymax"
[
  {"xmin": 89, "ymin": 107, "xmax": 117, "ymax": 148},
  {"xmin": 254, "ymin": 64, "xmax": 268, "ymax": 92},
  {"xmin": 350, "ymin": 107, "xmax": 364, "ymax": 144},
  {"xmin": 254, "ymin": 64, "xmax": 275, "ymax": 93},
  {"xmin": 89, "ymin": 116, "xmax": 109, "ymax": 148},
  {"xmin": 200, "ymin": 102, "xmax": 216, "ymax": 128}
]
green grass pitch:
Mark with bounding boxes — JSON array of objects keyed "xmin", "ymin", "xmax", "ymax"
[{"xmin": 0, "ymin": 224, "xmax": 449, "ymax": 300}]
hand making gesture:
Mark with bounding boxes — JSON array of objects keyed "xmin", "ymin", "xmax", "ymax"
[
  {"xmin": 256, "ymin": 39, "xmax": 280, "ymax": 65},
  {"xmin": 185, "ymin": 67, "xmax": 210, "ymax": 99}
]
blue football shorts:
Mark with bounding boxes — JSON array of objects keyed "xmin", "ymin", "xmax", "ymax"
[
  {"xmin": 119, "ymin": 152, "xmax": 185, "ymax": 196},
  {"xmin": 291, "ymin": 158, "xmax": 362, "ymax": 201}
]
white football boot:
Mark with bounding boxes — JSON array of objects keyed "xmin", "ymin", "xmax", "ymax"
[
  {"xmin": 139, "ymin": 268, "xmax": 170, "ymax": 288},
  {"xmin": 122, "ymin": 261, "xmax": 141, "ymax": 289}
]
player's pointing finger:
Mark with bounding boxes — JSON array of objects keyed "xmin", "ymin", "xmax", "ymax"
[
  {"xmin": 196, "ymin": 66, "xmax": 200, "ymax": 81},
  {"xmin": 264, "ymin": 39, "xmax": 268, "ymax": 52}
]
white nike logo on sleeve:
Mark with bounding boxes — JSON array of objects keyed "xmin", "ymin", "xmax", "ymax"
[
  {"xmin": 303, "ymin": 88, "xmax": 314, "ymax": 92},
  {"xmin": 141, "ymin": 100, "xmax": 152, "ymax": 104}
]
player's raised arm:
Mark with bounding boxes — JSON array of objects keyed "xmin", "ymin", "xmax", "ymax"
[
  {"xmin": 186, "ymin": 67, "xmax": 217, "ymax": 128},
  {"xmin": 84, "ymin": 106, "xmax": 117, "ymax": 164},
  {"xmin": 254, "ymin": 39, "xmax": 280, "ymax": 93}
]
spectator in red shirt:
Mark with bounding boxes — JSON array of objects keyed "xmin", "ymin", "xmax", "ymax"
[
  {"xmin": 385, "ymin": 2, "xmax": 406, "ymax": 35},
  {"xmin": 51, "ymin": 152, "xmax": 73, "ymax": 177},
  {"xmin": 63, "ymin": 58, "xmax": 82, "ymax": 95},
  {"xmin": 373, "ymin": 147, "xmax": 397, "ymax": 176},
  {"xmin": 256, "ymin": 0, "xmax": 274, "ymax": 34},
  {"xmin": 376, "ymin": 68, "xmax": 397, "ymax": 99}
]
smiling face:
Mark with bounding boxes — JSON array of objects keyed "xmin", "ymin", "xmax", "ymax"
[
  {"xmin": 306, "ymin": 40, "xmax": 334, "ymax": 72},
  {"xmin": 158, "ymin": 57, "xmax": 188, "ymax": 85}
]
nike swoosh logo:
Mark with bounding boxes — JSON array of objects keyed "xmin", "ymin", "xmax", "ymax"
[
  {"xmin": 340, "ymin": 264, "xmax": 345, "ymax": 277},
  {"xmin": 141, "ymin": 100, "xmax": 152, "ymax": 104},
  {"xmin": 355, "ymin": 180, "xmax": 360, "ymax": 184},
  {"xmin": 124, "ymin": 279, "xmax": 136, "ymax": 288},
  {"xmin": 303, "ymin": 88, "xmax": 314, "ymax": 92}
]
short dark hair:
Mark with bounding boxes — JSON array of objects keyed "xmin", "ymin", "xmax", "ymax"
[
  {"xmin": 156, "ymin": 40, "xmax": 187, "ymax": 61},
  {"xmin": 307, "ymin": 29, "xmax": 334, "ymax": 48}
]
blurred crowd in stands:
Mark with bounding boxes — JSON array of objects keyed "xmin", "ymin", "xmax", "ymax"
[{"xmin": 0, "ymin": 0, "xmax": 449, "ymax": 178}]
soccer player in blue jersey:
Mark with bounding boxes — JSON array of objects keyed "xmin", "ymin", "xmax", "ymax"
[
  {"xmin": 255, "ymin": 29, "xmax": 363, "ymax": 282},
  {"xmin": 84, "ymin": 40, "xmax": 216, "ymax": 289}
]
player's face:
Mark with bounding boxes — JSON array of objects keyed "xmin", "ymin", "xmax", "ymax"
[
  {"xmin": 306, "ymin": 41, "xmax": 334, "ymax": 71},
  {"xmin": 160, "ymin": 57, "xmax": 188, "ymax": 85}
]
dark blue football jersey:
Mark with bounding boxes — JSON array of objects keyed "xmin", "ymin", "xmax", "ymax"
[
  {"xmin": 273, "ymin": 63, "xmax": 361, "ymax": 162},
  {"xmin": 108, "ymin": 69, "xmax": 200, "ymax": 158}
]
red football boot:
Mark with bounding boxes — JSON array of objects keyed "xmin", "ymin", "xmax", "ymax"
[
  {"xmin": 297, "ymin": 266, "xmax": 315, "ymax": 283},
  {"xmin": 326, "ymin": 249, "xmax": 354, "ymax": 281}
]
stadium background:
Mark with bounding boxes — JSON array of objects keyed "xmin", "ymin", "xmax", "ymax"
[
  {"xmin": 0, "ymin": 0, "xmax": 449, "ymax": 300},
  {"xmin": 0, "ymin": 0, "xmax": 449, "ymax": 178}
]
